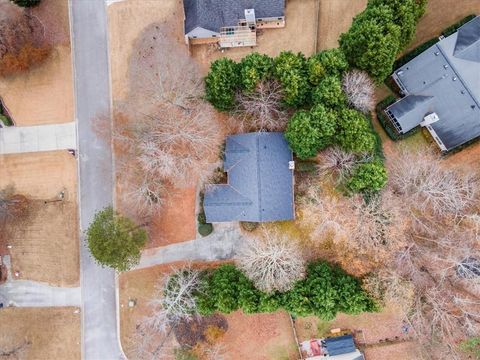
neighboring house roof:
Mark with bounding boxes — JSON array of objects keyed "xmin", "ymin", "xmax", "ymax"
[
  {"xmin": 183, "ymin": 0, "xmax": 285, "ymax": 34},
  {"xmin": 324, "ymin": 335, "xmax": 357, "ymax": 357},
  {"xmin": 204, "ymin": 132, "xmax": 294, "ymax": 223},
  {"xmin": 389, "ymin": 15, "xmax": 480, "ymax": 151}
]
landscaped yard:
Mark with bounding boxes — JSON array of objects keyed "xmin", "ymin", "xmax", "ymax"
[
  {"xmin": 119, "ymin": 263, "xmax": 299, "ymax": 360},
  {"xmin": 0, "ymin": 0, "xmax": 74, "ymax": 126},
  {"xmin": 0, "ymin": 307, "xmax": 81, "ymax": 360},
  {"xmin": 0, "ymin": 151, "xmax": 79, "ymax": 286}
]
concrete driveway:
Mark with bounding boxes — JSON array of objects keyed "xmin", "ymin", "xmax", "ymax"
[
  {"xmin": 0, "ymin": 122, "xmax": 76, "ymax": 154},
  {"xmin": 70, "ymin": 1, "xmax": 123, "ymax": 359}
]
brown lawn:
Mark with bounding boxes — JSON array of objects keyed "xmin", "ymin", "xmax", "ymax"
[
  {"xmin": 0, "ymin": 307, "xmax": 81, "ymax": 360},
  {"xmin": 0, "ymin": 0, "xmax": 74, "ymax": 126},
  {"xmin": 317, "ymin": 0, "xmax": 367, "ymax": 51},
  {"xmin": 148, "ymin": 185, "xmax": 196, "ymax": 248},
  {"xmin": 218, "ymin": 310, "xmax": 299, "ymax": 360},
  {"xmin": 0, "ymin": 151, "xmax": 79, "ymax": 286}
]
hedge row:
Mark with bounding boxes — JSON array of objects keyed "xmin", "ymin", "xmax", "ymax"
[
  {"xmin": 375, "ymin": 95, "xmax": 419, "ymax": 141},
  {"xmin": 442, "ymin": 14, "xmax": 476, "ymax": 37}
]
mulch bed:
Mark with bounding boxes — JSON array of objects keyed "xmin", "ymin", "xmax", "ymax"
[{"xmin": 173, "ymin": 314, "xmax": 228, "ymax": 347}]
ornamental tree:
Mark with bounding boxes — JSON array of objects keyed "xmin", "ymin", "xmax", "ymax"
[
  {"xmin": 336, "ymin": 109, "xmax": 376, "ymax": 153},
  {"xmin": 346, "ymin": 161, "xmax": 388, "ymax": 193},
  {"xmin": 86, "ymin": 206, "xmax": 147, "ymax": 271},
  {"xmin": 312, "ymin": 75, "xmax": 347, "ymax": 109},
  {"xmin": 339, "ymin": 5, "xmax": 401, "ymax": 82},
  {"xmin": 239, "ymin": 52, "xmax": 273, "ymax": 92},
  {"xmin": 205, "ymin": 58, "xmax": 240, "ymax": 111},
  {"xmin": 285, "ymin": 111, "xmax": 320, "ymax": 159},
  {"xmin": 273, "ymin": 51, "xmax": 310, "ymax": 107}
]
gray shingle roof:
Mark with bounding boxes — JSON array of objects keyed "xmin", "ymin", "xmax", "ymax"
[
  {"xmin": 388, "ymin": 95, "xmax": 435, "ymax": 133},
  {"xmin": 324, "ymin": 335, "xmax": 356, "ymax": 356},
  {"xmin": 389, "ymin": 16, "xmax": 480, "ymax": 151},
  {"xmin": 454, "ymin": 16, "xmax": 480, "ymax": 62},
  {"xmin": 183, "ymin": 0, "xmax": 285, "ymax": 34},
  {"xmin": 204, "ymin": 132, "xmax": 294, "ymax": 223}
]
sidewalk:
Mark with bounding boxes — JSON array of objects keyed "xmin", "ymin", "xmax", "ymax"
[{"xmin": 0, "ymin": 122, "xmax": 76, "ymax": 154}]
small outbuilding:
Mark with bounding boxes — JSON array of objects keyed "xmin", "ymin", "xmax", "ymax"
[{"xmin": 203, "ymin": 132, "xmax": 294, "ymax": 223}]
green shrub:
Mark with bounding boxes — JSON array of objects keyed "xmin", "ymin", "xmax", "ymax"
[
  {"xmin": 312, "ymin": 75, "xmax": 347, "ymax": 109},
  {"xmin": 273, "ymin": 51, "xmax": 310, "ymax": 107},
  {"xmin": 310, "ymin": 104, "xmax": 338, "ymax": 149},
  {"xmin": 346, "ymin": 161, "xmax": 388, "ymax": 193},
  {"xmin": 239, "ymin": 52, "xmax": 273, "ymax": 92},
  {"xmin": 240, "ymin": 221, "xmax": 259, "ymax": 232},
  {"xmin": 10, "ymin": 0, "xmax": 40, "ymax": 7},
  {"xmin": 336, "ymin": 109, "xmax": 376, "ymax": 154},
  {"xmin": 195, "ymin": 261, "xmax": 376, "ymax": 320},
  {"xmin": 285, "ymin": 111, "xmax": 320, "ymax": 159},
  {"xmin": 0, "ymin": 114, "xmax": 12, "ymax": 127},
  {"xmin": 307, "ymin": 48, "xmax": 348, "ymax": 85},
  {"xmin": 198, "ymin": 223, "xmax": 213, "ymax": 237},
  {"xmin": 205, "ymin": 58, "xmax": 240, "ymax": 111}
]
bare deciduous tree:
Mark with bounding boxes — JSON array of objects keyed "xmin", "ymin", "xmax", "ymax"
[
  {"xmin": 317, "ymin": 146, "xmax": 372, "ymax": 184},
  {"xmin": 235, "ymin": 80, "xmax": 289, "ymax": 132},
  {"xmin": 389, "ymin": 151, "xmax": 478, "ymax": 216},
  {"xmin": 112, "ymin": 22, "xmax": 222, "ymax": 218},
  {"xmin": 237, "ymin": 229, "xmax": 306, "ymax": 293},
  {"xmin": 342, "ymin": 70, "xmax": 375, "ymax": 113}
]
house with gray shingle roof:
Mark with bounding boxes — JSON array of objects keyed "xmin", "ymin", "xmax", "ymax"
[
  {"xmin": 386, "ymin": 15, "xmax": 480, "ymax": 151},
  {"xmin": 183, "ymin": 0, "xmax": 285, "ymax": 48},
  {"xmin": 204, "ymin": 132, "xmax": 294, "ymax": 223}
]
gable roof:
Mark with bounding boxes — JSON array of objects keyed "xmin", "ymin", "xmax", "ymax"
[
  {"xmin": 388, "ymin": 95, "xmax": 435, "ymax": 133},
  {"xmin": 204, "ymin": 132, "xmax": 294, "ymax": 223},
  {"xmin": 183, "ymin": 0, "xmax": 285, "ymax": 34},
  {"xmin": 389, "ymin": 16, "xmax": 480, "ymax": 151},
  {"xmin": 324, "ymin": 335, "xmax": 357, "ymax": 357},
  {"xmin": 453, "ymin": 16, "xmax": 480, "ymax": 62}
]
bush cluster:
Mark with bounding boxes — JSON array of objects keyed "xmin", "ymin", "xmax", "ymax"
[
  {"xmin": 340, "ymin": 0, "xmax": 426, "ymax": 83},
  {"xmin": 195, "ymin": 262, "xmax": 377, "ymax": 320}
]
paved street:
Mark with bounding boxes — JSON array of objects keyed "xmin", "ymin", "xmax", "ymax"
[
  {"xmin": 70, "ymin": 1, "xmax": 123, "ymax": 359},
  {"xmin": 0, "ymin": 122, "xmax": 76, "ymax": 154}
]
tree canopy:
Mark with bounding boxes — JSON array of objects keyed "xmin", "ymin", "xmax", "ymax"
[
  {"xmin": 346, "ymin": 161, "xmax": 388, "ymax": 193},
  {"xmin": 205, "ymin": 58, "xmax": 240, "ymax": 111},
  {"xmin": 336, "ymin": 109, "xmax": 376, "ymax": 154},
  {"xmin": 273, "ymin": 51, "xmax": 310, "ymax": 107},
  {"xmin": 312, "ymin": 75, "xmax": 347, "ymax": 109},
  {"xmin": 10, "ymin": 0, "xmax": 40, "ymax": 7},
  {"xmin": 239, "ymin": 52, "xmax": 273, "ymax": 92},
  {"xmin": 285, "ymin": 111, "xmax": 320, "ymax": 159},
  {"xmin": 86, "ymin": 206, "xmax": 147, "ymax": 271}
]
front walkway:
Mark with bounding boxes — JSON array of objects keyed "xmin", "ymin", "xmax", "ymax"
[
  {"xmin": 135, "ymin": 223, "xmax": 244, "ymax": 269},
  {"xmin": 0, "ymin": 122, "xmax": 76, "ymax": 154}
]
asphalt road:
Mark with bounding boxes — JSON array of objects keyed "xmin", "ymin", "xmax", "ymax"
[{"xmin": 70, "ymin": 1, "xmax": 123, "ymax": 359}]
